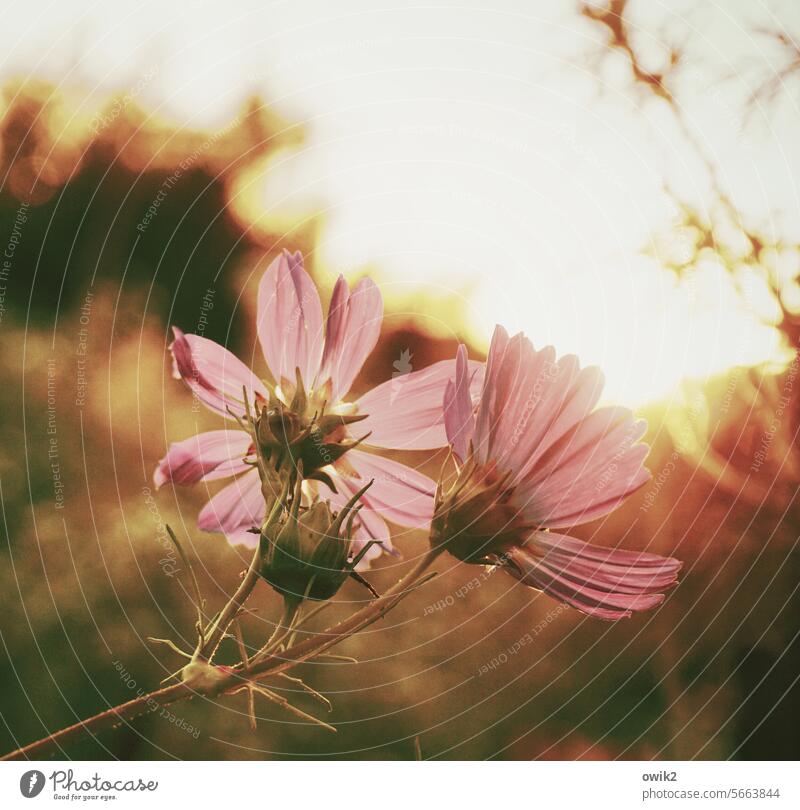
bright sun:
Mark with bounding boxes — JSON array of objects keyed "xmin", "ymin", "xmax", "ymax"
[{"xmin": 5, "ymin": 0, "xmax": 793, "ymax": 409}]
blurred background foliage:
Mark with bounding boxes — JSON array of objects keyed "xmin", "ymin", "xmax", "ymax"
[{"xmin": 1, "ymin": 0, "xmax": 800, "ymax": 760}]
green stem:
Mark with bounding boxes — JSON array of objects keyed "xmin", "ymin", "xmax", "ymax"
[
  {"xmin": 250, "ymin": 598, "xmax": 301, "ymax": 664},
  {"xmin": 242, "ymin": 548, "xmax": 440, "ymax": 678}
]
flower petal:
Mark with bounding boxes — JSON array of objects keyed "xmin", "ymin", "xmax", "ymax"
[
  {"xmin": 197, "ymin": 469, "xmax": 266, "ymax": 547},
  {"xmin": 356, "ymin": 358, "xmax": 484, "ymax": 450},
  {"xmin": 487, "ymin": 335, "xmax": 559, "ymax": 467},
  {"xmin": 471, "ymin": 328, "xmax": 609, "ymax": 483},
  {"xmin": 170, "ymin": 327, "xmax": 267, "ymax": 418},
  {"xmin": 532, "ymin": 530, "xmax": 680, "ymax": 570},
  {"xmin": 535, "ymin": 451, "xmax": 650, "ymax": 528},
  {"xmin": 336, "ymin": 449, "xmax": 436, "ymax": 528},
  {"xmin": 518, "ymin": 364, "xmax": 605, "ymax": 473},
  {"xmin": 257, "ymin": 250, "xmax": 324, "ymax": 388},
  {"xmin": 154, "ymin": 430, "xmax": 252, "ymax": 488},
  {"xmin": 318, "ymin": 276, "xmax": 383, "ymax": 400},
  {"xmin": 473, "ymin": 325, "xmax": 510, "ymax": 463},
  {"xmin": 520, "ymin": 412, "xmax": 650, "ymax": 527},
  {"xmin": 443, "ymin": 344, "xmax": 475, "ymax": 464},
  {"xmin": 521, "ymin": 406, "xmax": 637, "ymax": 486},
  {"xmin": 506, "ymin": 532, "xmax": 680, "ymax": 620}
]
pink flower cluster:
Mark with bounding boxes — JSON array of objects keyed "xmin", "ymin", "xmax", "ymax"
[
  {"xmin": 156, "ymin": 250, "xmax": 680, "ymax": 618},
  {"xmin": 156, "ymin": 250, "xmax": 481, "ymax": 561}
]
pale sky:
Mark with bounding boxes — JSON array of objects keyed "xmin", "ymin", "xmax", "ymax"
[{"xmin": 1, "ymin": 0, "xmax": 798, "ymax": 404}]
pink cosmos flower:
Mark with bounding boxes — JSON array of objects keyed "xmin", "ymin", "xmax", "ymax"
[
  {"xmin": 434, "ymin": 326, "xmax": 681, "ymax": 619},
  {"xmin": 155, "ymin": 250, "xmax": 482, "ymax": 563}
]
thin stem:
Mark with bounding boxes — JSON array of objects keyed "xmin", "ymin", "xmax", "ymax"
[
  {"xmin": 165, "ymin": 525, "xmax": 205, "ymax": 645},
  {"xmin": 315, "ymin": 654, "xmax": 358, "ymax": 663},
  {"xmin": 250, "ymin": 599, "xmax": 301, "ymax": 664},
  {"xmin": 291, "ymin": 601, "xmax": 331, "ymax": 632},
  {"xmin": 1, "ymin": 548, "xmax": 441, "ymax": 761},
  {"xmin": 1, "ymin": 682, "xmax": 193, "ymax": 761},
  {"xmin": 271, "ymin": 673, "xmax": 332, "ymax": 711},
  {"xmin": 198, "ymin": 387, "xmax": 285, "ymax": 662},
  {"xmin": 198, "ymin": 484, "xmax": 287, "ymax": 662},
  {"xmin": 147, "ymin": 637, "xmax": 193, "ymax": 660},
  {"xmin": 242, "ymin": 549, "xmax": 440, "ymax": 679},
  {"xmin": 245, "ymin": 684, "xmax": 336, "ymax": 733},
  {"xmin": 197, "ymin": 542, "xmax": 262, "ymax": 662}
]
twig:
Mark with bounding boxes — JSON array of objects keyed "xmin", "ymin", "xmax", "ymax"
[
  {"xmin": 250, "ymin": 599, "xmax": 302, "ymax": 664},
  {"xmin": 246, "ymin": 684, "xmax": 336, "ymax": 733},
  {"xmin": 197, "ymin": 542, "xmax": 262, "ymax": 662},
  {"xmin": 232, "ymin": 622, "xmax": 258, "ymax": 731},
  {"xmin": 314, "ymin": 654, "xmax": 358, "ymax": 664},
  {"xmin": 271, "ymin": 673, "xmax": 332, "ymax": 712},
  {"xmin": 292, "ymin": 601, "xmax": 331, "ymax": 631},
  {"xmin": 147, "ymin": 637, "xmax": 192, "ymax": 660},
  {"xmin": 198, "ymin": 483, "xmax": 287, "ymax": 662},
  {"xmin": 165, "ymin": 525, "xmax": 205, "ymax": 645}
]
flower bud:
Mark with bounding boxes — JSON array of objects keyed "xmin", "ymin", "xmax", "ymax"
[
  {"xmin": 256, "ymin": 400, "xmax": 303, "ymax": 449},
  {"xmin": 259, "ymin": 477, "xmax": 372, "ymax": 602}
]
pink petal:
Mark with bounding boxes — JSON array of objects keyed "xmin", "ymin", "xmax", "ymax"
[
  {"xmin": 356, "ymin": 358, "xmax": 484, "ymax": 450},
  {"xmin": 154, "ymin": 430, "xmax": 252, "ymax": 488},
  {"xmin": 443, "ymin": 344, "xmax": 475, "ymax": 463},
  {"xmin": 535, "ymin": 454, "xmax": 650, "ymax": 528},
  {"xmin": 534, "ymin": 547, "xmax": 681, "ymax": 593},
  {"xmin": 318, "ymin": 276, "xmax": 383, "ymax": 400},
  {"xmin": 473, "ymin": 325, "xmax": 510, "ymax": 463},
  {"xmin": 531, "ymin": 423, "xmax": 647, "ymax": 501},
  {"xmin": 520, "ymin": 415, "xmax": 650, "ymax": 527},
  {"xmin": 198, "ymin": 469, "xmax": 266, "ymax": 547},
  {"xmin": 337, "ymin": 449, "xmax": 436, "ymax": 528},
  {"xmin": 471, "ymin": 329, "xmax": 608, "ymax": 481},
  {"xmin": 487, "ymin": 336, "xmax": 561, "ymax": 467},
  {"xmin": 256, "ymin": 250, "xmax": 324, "ymax": 388},
  {"xmin": 170, "ymin": 327, "xmax": 267, "ymax": 418},
  {"xmin": 533, "ymin": 530, "xmax": 679, "ymax": 571},
  {"xmin": 517, "ymin": 365, "xmax": 605, "ymax": 474},
  {"xmin": 499, "ymin": 351, "xmax": 579, "ymax": 470},
  {"xmin": 521, "ymin": 406, "xmax": 638, "ymax": 486},
  {"xmin": 506, "ymin": 534, "xmax": 680, "ymax": 620}
]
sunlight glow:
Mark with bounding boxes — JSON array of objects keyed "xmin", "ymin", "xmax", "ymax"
[{"xmin": 3, "ymin": 0, "xmax": 796, "ymax": 407}]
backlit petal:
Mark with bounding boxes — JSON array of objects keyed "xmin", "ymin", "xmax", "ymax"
[
  {"xmin": 257, "ymin": 250, "xmax": 324, "ymax": 387},
  {"xmin": 154, "ymin": 430, "xmax": 252, "ymax": 488},
  {"xmin": 169, "ymin": 327, "xmax": 267, "ymax": 418},
  {"xmin": 357, "ymin": 358, "xmax": 484, "ymax": 450},
  {"xmin": 319, "ymin": 275, "xmax": 383, "ymax": 400},
  {"xmin": 197, "ymin": 469, "xmax": 266, "ymax": 547},
  {"xmin": 443, "ymin": 344, "xmax": 475, "ymax": 464}
]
